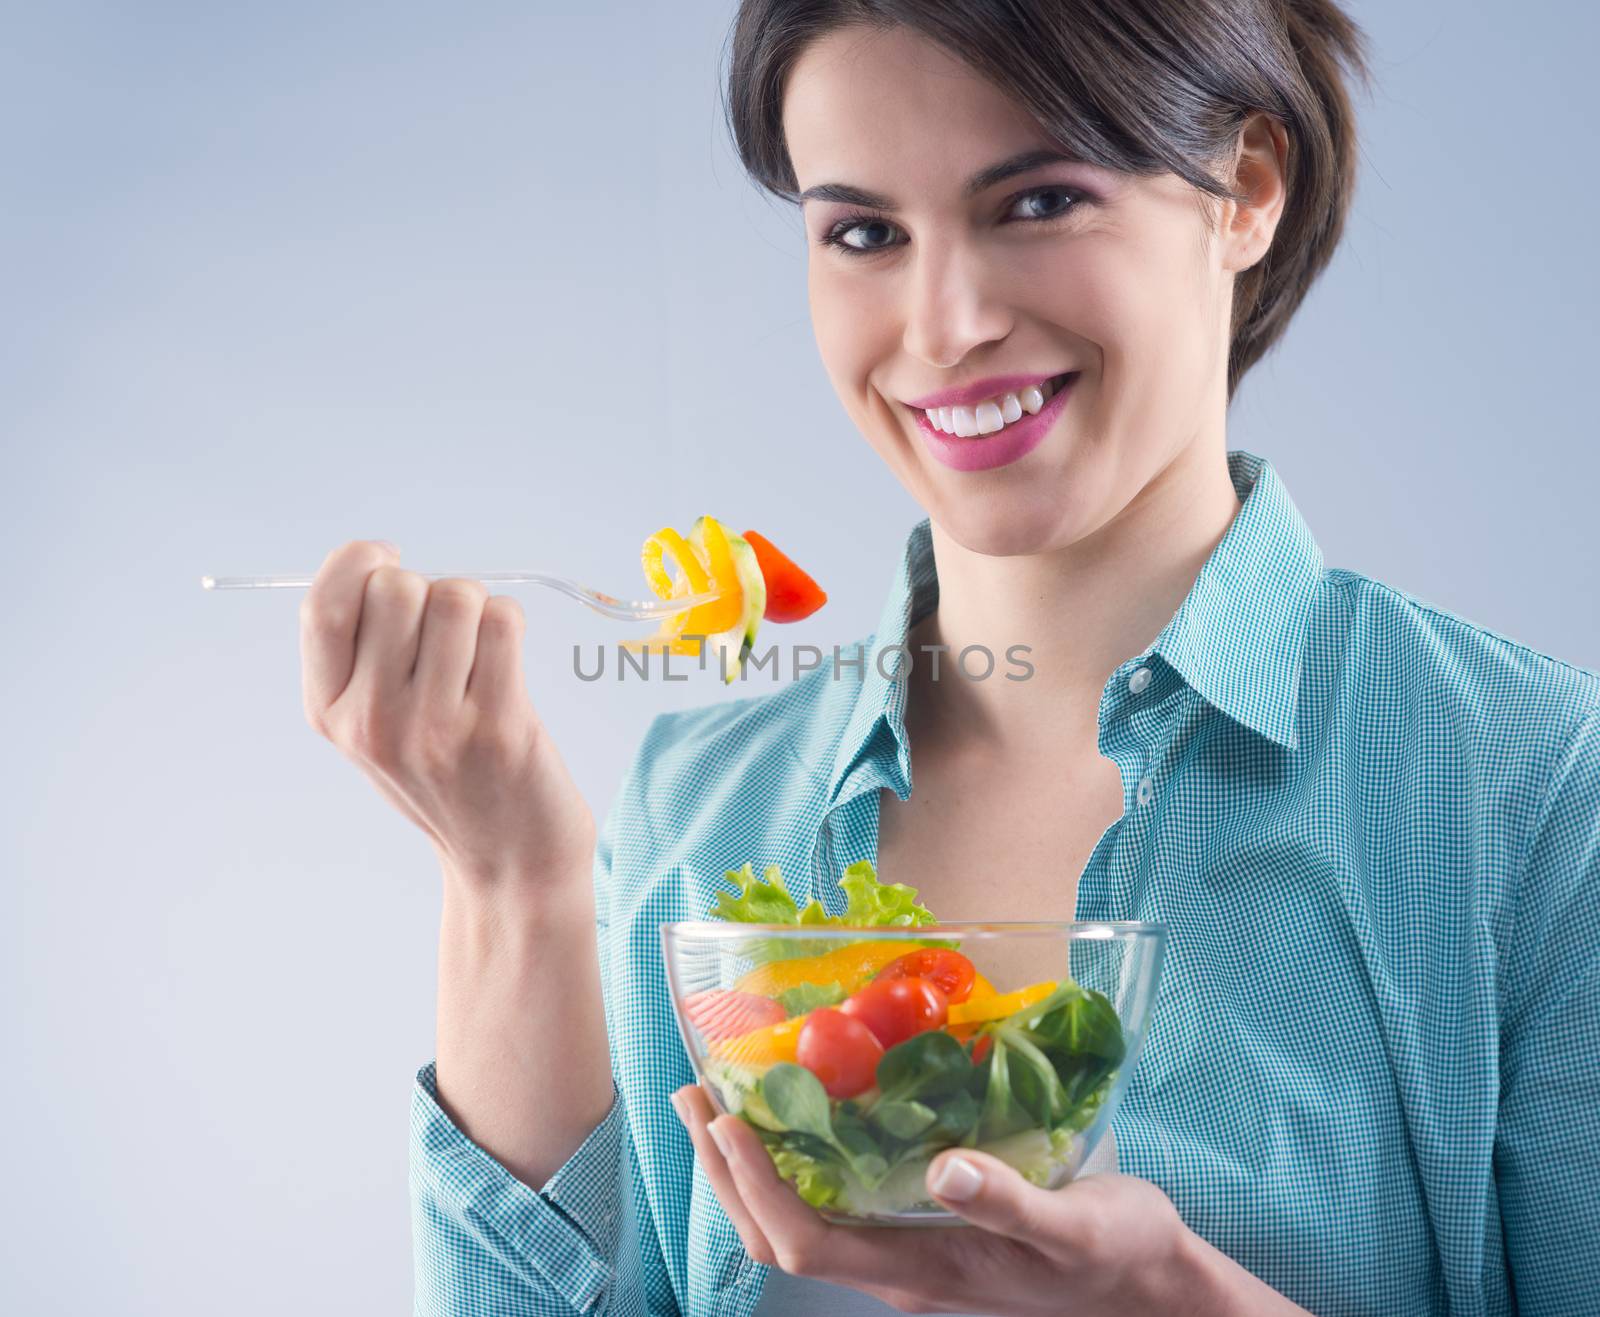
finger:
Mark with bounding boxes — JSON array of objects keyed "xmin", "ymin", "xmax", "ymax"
[
  {"xmin": 413, "ymin": 578, "xmax": 489, "ymax": 705},
  {"xmin": 299, "ymin": 540, "xmax": 397, "ymax": 719},
  {"xmin": 465, "ymin": 594, "xmax": 527, "ymax": 707},
  {"xmin": 672, "ymin": 1085, "xmax": 776, "ymax": 1266},
  {"xmin": 347, "ymin": 564, "xmax": 429, "ymax": 702},
  {"xmin": 925, "ymin": 1147, "xmax": 1063, "ymax": 1248},
  {"xmin": 709, "ymin": 1112, "xmax": 956, "ymax": 1295}
]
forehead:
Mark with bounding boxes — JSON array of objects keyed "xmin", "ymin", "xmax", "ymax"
[{"xmin": 782, "ymin": 25, "xmax": 1057, "ymax": 192}]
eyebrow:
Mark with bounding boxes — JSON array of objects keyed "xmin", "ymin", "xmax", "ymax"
[{"xmin": 796, "ymin": 148, "xmax": 1080, "ymax": 209}]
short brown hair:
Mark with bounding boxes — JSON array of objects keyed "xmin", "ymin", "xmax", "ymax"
[{"xmin": 721, "ymin": 0, "xmax": 1370, "ymax": 399}]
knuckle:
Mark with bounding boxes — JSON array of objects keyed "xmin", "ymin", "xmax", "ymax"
[
  {"xmin": 480, "ymin": 594, "xmax": 525, "ymax": 630},
  {"xmin": 1061, "ymin": 1197, "xmax": 1107, "ymax": 1254},
  {"xmin": 315, "ymin": 540, "xmax": 386, "ymax": 585},
  {"xmin": 299, "ymin": 590, "xmax": 351, "ymax": 634},
  {"xmin": 774, "ymin": 1240, "xmax": 819, "ymax": 1276},
  {"xmin": 342, "ymin": 702, "xmax": 401, "ymax": 761},
  {"xmin": 366, "ymin": 564, "xmax": 422, "ymax": 600},
  {"xmin": 427, "ymin": 577, "xmax": 489, "ymax": 616}
]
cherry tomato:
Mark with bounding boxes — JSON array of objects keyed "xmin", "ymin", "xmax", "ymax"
[
  {"xmin": 796, "ymin": 1007, "xmax": 884, "ymax": 1099},
  {"xmin": 872, "ymin": 948, "xmax": 977, "ymax": 1004},
  {"xmin": 839, "ymin": 975, "xmax": 949, "ymax": 1050},
  {"xmin": 684, "ymin": 989, "xmax": 786, "ymax": 1042}
]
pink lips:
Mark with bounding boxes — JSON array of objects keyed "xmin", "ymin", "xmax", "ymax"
[{"xmin": 910, "ymin": 374, "xmax": 1078, "ymax": 472}]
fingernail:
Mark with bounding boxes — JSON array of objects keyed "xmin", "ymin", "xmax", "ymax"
[
  {"xmin": 708, "ymin": 1120, "xmax": 735, "ymax": 1161},
  {"xmin": 930, "ymin": 1155, "xmax": 983, "ymax": 1202},
  {"xmin": 376, "ymin": 540, "xmax": 401, "ymax": 555},
  {"xmin": 669, "ymin": 1093, "xmax": 687, "ymax": 1123}
]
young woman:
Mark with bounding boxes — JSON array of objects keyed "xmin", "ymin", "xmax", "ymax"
[{"xmin": 299, "ymin": 2, "xmax": 1600, "ymax": 1314}]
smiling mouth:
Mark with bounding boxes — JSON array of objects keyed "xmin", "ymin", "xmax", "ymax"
[{"xmin": 909, "ymin": 372, "xmax": 1078, "ymax": 438}]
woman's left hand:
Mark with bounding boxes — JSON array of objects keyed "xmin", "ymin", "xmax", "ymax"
[{"xmin": 671, "ymin": 1081, "xmax": 1308, "ymax": 1316}]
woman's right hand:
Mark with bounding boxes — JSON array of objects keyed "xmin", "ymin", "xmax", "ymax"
[{"xmin": 299, "ymin": 539, "xmax": 597, "ymax": 899}]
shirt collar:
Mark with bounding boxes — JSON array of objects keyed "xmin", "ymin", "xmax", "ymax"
[
  {"xmin": 1146, "ymin": 450, "xmax": 1324, "ymax": 751},
  {"xmin": 825, "ymin": 448, "xmax": 1323, "ymax": 803}
]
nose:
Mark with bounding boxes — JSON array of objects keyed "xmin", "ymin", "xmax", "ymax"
[{"xmin": 899, "ymin": 238, "xmax": 1016, "ymax": 369}]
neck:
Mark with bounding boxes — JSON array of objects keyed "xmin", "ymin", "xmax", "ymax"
[{"xmin": 904, "ymin": 441, "xmax": 1243, "ymax": 758}]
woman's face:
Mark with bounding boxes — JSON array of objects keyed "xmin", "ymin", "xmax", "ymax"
[{"xmin": 783, "ymin": 25, "xmax": 1258, "ymax": 557}]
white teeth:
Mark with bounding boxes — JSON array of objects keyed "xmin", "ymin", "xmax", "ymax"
[{"xmin": 925, "ymin": 377, "xmax": 1065, "ymax": 436}]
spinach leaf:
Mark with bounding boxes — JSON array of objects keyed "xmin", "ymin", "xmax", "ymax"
[
  {"xmin": 1006, "ymin": 1044, "xmax": 1059, "ymax": 1129},
  {"xmin": 929, "ymin": 1089, "xmax": 981, "ymax": 1141},
  {"xmin": 874, "ymin": 1030, "xmax": 973, "ymax": 1106},
  {"xmin": 971, "ymin": 1037, "xmax": 1032, "ymax": 1145},
  {"xmin": 870, "ymin": 1100, "xmax": 937, "ymax": 1141},
  {"xmin": 1032, "ymin": 986, "xmax": 1125, "ymax": 1065},
  {"xmin": 760, "ymin": 1063, "xmax": 834, "ymax": 1141},
  {"xmin": 831, "ymin": 1117, "xmax": 889, "ymax": 1184},
  {"xmin": 758, "ymin": 1064, "xmax": 896, "ymax": 1190},
  {"xmin": 980, "ymin": 978, "xmax": 1128, "ymax": 1134}
]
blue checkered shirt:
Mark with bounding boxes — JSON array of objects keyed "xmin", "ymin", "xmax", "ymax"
[{"xmin": 408, "ymin": 449, "xmax": 1600, "ymax": 1316}]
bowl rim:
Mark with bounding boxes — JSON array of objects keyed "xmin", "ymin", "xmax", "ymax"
[{"xmin": 660, "ymin": 919, "xmax": 1167, "ymax": 939}]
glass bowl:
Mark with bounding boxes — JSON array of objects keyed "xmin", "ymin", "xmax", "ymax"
[{"xmin": 661, "ymin": 920, "xmax": 1166, "ymax": 1226}]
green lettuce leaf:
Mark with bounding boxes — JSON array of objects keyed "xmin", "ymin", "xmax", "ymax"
[
  {"xmin": 707, "ymin": 859, "xmax": 954, "ymax": 963},
  {"xmin": 776, "ymin": 980, "xmax": 846, "ymax": 1016},
  {"xmin": 768, "ymin": 1144, "xmax": 844, "ymax": 1209},
  {"xmin": 708, "ymin": 862, "xmax": 811, "ymax": 924},
  {"xmin": 836, "ymin": 860, "xmax": 940, "ymax": 928}
]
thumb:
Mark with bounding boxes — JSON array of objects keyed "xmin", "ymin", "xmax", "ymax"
[{"xmin": 925, "ymin": 1148, "xmax": 1057, "ymax": 1239}]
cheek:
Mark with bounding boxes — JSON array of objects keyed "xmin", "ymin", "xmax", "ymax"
[
  {"xmin": 808, "ymin": 265, "xmax": 895, "ymax": 415},
  {"xmin": 1069, "ymin": 235, "xmax": 1217, "ymax": 406}
]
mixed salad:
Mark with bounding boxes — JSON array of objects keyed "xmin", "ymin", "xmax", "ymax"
[
  {"xmin": 624, "ymin": 516, "xmax": 827, "ymax": 682},
  {"xmin": 686, "ymin": 860, "xmax": 1125, "ymax": 1216}
]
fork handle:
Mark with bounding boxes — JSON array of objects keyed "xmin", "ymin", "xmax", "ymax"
[{"xmin": 201, "ymin": 571, "xmax": 572, "ymax": 590}]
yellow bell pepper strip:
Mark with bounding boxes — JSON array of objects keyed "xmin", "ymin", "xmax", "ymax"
[
  {"xmin": 679, "ymin": 516, "xmax": 743, "ymax": 637},
  {"xmin": 947, "ymin": 979, "xmax": 1059, "ymax": 1025},
  {"xmin": 618, "ymin": 634, "xmax": 706, "ymax": 658},
  {"xmin": 708, "ymin": 1010, "xmax": 809, "ymax": 1067},
  {"xmin": 638, "ymin": 526, "xmax": 708, "ymax": 645},
  {"xmin": 629, "ymin": 516, "xmax": 750, "ymax": 666},
  {"xmin": 967, "ymin": 971, "xmax": 997, "ymax": 1001},
  {"xmin": 641, "ymin": 525, "xmax": 710, "ymax": 600},
  {"xmin": 732, "ymin": 939, "xmax": 932, "ymax": 999}
]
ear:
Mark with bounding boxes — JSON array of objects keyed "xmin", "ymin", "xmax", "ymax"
[{"xmin": 1219, "ymin": 112, "xmax": 1290, "ymax": 273}]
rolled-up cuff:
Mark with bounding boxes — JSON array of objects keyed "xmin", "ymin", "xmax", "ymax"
[{"xmin": 410, "ymin": 1060, "xmax": 627, "ymax": 1315}]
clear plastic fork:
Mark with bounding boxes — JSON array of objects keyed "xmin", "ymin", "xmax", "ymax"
[{"xmin": 199, "ymin": 570, "xmax": 723, "ymax": 622}]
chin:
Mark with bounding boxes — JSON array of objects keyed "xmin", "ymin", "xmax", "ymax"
[{"xmin": 927, "ymin": 493, "xmax": 1078, "ymax": 558}]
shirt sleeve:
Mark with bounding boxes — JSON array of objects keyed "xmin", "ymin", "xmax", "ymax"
[
  {"xmin": 410, "ymin": 1062, "xmax": 650, "ymax": 1316},
  {"xmin": 408, "ymin": 764, "xmax": 659, "ymax": 1317},
  {"xmin": 1496, "ymin": 697, "xmax": 1600, "ymax": 1315}
]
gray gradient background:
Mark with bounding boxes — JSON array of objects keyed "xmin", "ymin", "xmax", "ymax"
[{"xmin": 4, "ymin": 2, "xmax": 1596, "ymax": 1312}]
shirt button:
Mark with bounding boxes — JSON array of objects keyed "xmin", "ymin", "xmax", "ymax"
[
  {"xmin": 1128, "ymin": 666, "xmax": 1153, "ymax": 695},
  {"xmin": 1136, "ymin": 775, "xmax": 1155, "ymax": 807}
]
